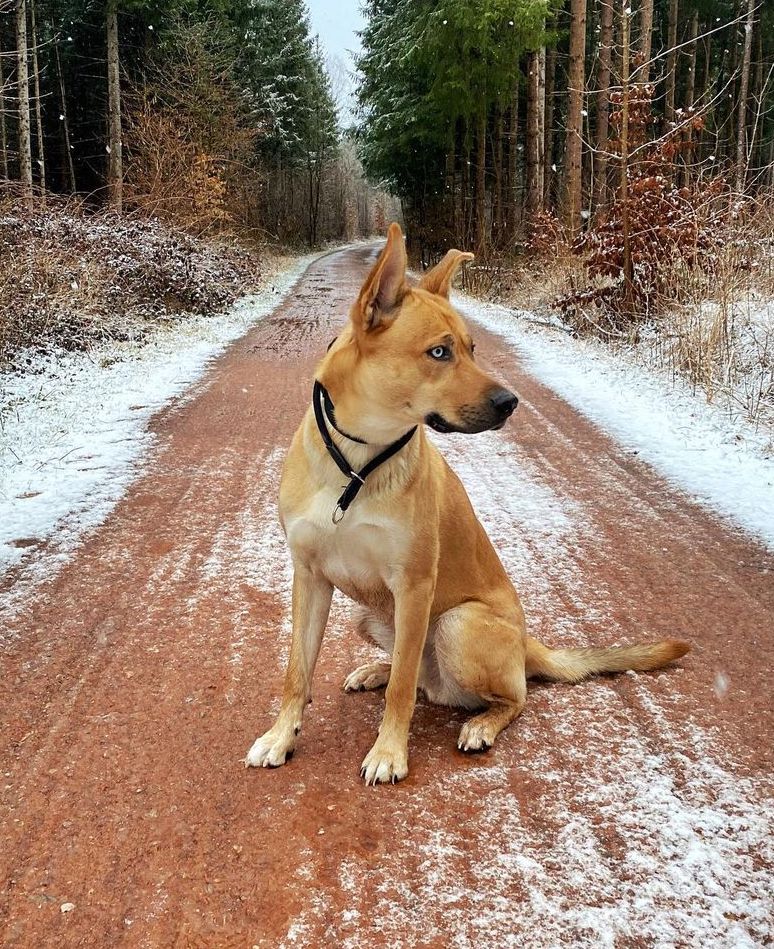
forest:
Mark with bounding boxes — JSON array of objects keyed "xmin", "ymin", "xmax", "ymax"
[
  {"xmin": 0, "ymin": 0, "xmax": 394, "ymax": 243},
  {"xmin": 0, "ymin": 0, "xmax": 773, "ymax": 369},
  {"xmin": 358, "ymin": 0, "xmax": 774, "ymax": 246}
]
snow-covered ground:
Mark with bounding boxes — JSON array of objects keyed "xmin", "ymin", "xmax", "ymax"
[
  {"xmin": 457, "ymin": 294, "xmax": 774, "ymax": 550},
  {"xmin": 4, "ymin": 261, "xmax": 773, "ymax": 603},
  {"xmin": 0, "ymin": 252, "xmax": 320, "ymax": 583}
]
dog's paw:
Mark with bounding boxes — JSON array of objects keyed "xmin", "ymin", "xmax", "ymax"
[
  {"xmin": 457, "ymin": 718, "xmax": 496, "ymax": 753},
  {"xmin": 343, "ymin": 662, "xmax": 391, "ymax": 693},
  {"xmin": 244, "ymin": 727, "xmax": 295, "ymax": 769},
  {"xmin": 360, "ymin": 738, "xmax": 409, "ymax": 785}
]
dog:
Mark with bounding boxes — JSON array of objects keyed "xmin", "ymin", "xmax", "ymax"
[{"xmin": 245, "ymin": 222, "xmax": 689, "ymax": 785}]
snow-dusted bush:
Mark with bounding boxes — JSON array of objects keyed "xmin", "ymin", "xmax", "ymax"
[{"xmin": 0, "ymin": 200, "xmax": 260, "ymax": 368}]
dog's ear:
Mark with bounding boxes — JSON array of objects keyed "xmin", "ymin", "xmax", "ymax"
[
  {"xmin": 418, "ymin": 249, "xmax": 474, "ymax": 298},
  {"xmin": 354, "ymin": 222, "xmax": 407, "ymax": 332}
]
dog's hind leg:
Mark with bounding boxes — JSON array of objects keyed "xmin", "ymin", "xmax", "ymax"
[{"xmin": 433, "ymin": 602, "xmax": 527, "ymax": 752}]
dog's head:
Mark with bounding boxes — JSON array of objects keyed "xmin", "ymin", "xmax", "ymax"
[{"xmin": 318, "ymin": 223, "xmax": 518, "ymax": 443}]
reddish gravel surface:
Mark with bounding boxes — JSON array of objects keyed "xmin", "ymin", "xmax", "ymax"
[{"xmin": 1, "ymin": 244, "xmax": 773, "ymax": 948}]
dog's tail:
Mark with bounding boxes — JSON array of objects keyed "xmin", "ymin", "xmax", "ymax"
[{"xmin": 525, "ymin": 635, "xmax": 689, "ymax": 683}]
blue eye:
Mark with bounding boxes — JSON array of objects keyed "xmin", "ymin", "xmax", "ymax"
[{"xmin": 428, "ymin": 345, "xmax": 450, "ymax": 360}]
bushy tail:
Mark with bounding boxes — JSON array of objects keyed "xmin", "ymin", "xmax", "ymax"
[{"xmin": 525, "ymin": 636, "xmax": 689, "ymax": 684}]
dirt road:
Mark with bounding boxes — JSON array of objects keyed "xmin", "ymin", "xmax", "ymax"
[{"xmin": 1, "ymin": 244, "xmax": 772, "ymax": 948}]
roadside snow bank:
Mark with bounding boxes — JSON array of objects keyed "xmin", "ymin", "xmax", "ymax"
[
  {"xmin": 0, "ymin": 252, "xmax": 318, "ymax": 576},
  {"xmin": 457, "ymin": 295, "xmax": 774, "ymax": 550}
]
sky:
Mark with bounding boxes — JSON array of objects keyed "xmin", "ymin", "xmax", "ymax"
[{"xmin": 306, "ymin": 0, "xmax": 365, "ymax": 124}]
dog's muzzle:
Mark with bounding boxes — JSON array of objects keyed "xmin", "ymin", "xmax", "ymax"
[{"xmin": 425, "ymin": 387, "xmax": 519, "ymax": 435}]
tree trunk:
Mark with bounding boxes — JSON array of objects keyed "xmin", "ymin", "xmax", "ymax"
[
  {"xmin": 543, "ymin": 46, "xmax": 556, "ymax": 207},
  {"xmin": 445, "ymin": 145, "xmax": 456, "ymax": 235},
  {"xmin": 461, "ymin": 117, "xmax": 470, "ymax": 246},
  {"xmin": 0, "ymin": 40, "xmax": 8, "ymax": 179},
  {"xmin": 564, "ymin": 0, "xmax": 586, "ymax": 233},
  {"xmin": 29, "ymin": 0, "xmax": 45, "ymax": 201},
  {"xmin": 493, "ymin": 105, "xmax": 503, "ymax": 239},
  {"xmin": 474, "ymin": 107, "xmax": 486, "ymax": 250},
  {"xmin": 664, "ymin": 0, "xmax": 678, "ymax": 125},
  {"xmin": 53, "ymin": 27, "xmax": 76, "ymax": 192},
  {"xmin": 734, "ymin": 0, "xmax": 755, "ymax": 193},
  {"xmin": 620, "ymin": 1, "xmax": 634, "ymax": 313},
  {"xmin": 505, "ymin": 92, "xmax": 519, "ymax": 233},
  {"xmin": 639, "ymin": 0, "xmax": 654, "ymax": 83},
  {"xmin": 106, "ymin": 2, "xmax": 122, "ymax": 211},
  {"xmin": 15, "ymin": 0, "xmax": 33, "ymax": 209},
  {"xmin": 751, "ymin": 17, "xmax": 763, "ymax": 177},
  {"xmin": 593, "ymin": 0, "xmax": 613, "ymax": 214},
  {"xmin": 680, "ymin": 10, "xmax": 699, "ymax": 189},
  {"xmin": 525, "ymin": 48, "xmax": 545, "ymax": 216},
  {"xmin": 724, "ymin": 22, "xmax": 739, "ymax": 163}
]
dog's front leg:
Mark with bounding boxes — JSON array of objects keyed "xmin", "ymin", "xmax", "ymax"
[
  {"xmin": 361, "ymin": 577, "xmax": 433, "ymax": 785},
  {"xmin": 245, "ymin": 562, "xmax": 333, "ymax": 768}
]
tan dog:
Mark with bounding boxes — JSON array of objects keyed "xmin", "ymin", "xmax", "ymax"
[{"xmin": 245, "ymin": 223, "xmax": 689, "ymax": 785}]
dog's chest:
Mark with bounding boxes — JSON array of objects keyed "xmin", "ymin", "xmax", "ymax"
[{"xmin": 283, "ymin": 487, "xmax": 406, "ymax": 603}]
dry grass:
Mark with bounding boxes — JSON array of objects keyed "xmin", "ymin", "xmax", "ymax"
[
  {"xmin": 0, "ymin": 196, "xmax": 264, "ymax": 369},
  {"xmin": 484, "ymin": 196, "xmax": 774, "ymax": 430}
]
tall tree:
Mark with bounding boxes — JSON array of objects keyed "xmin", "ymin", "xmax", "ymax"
[
  {"xmin": 543, "ymin": 45, "xmax": 556, "ymax": 205},
  {"xmin": 525, "ymin": 46, "xmax": 545, "ymax": 216},
  {"xmin": 29, "ymin": 0, "xmax": 45, "ymax": 199},
  {"xmin": 665, "ymin": 0, "xmax": 679, "ymax": 124},
  {"xmin": 52, "ymin": 27, "xmax": 75, "ymax": 192},
  {"xmin": 0, "ymin": 42, "xmax": 8, "ymax": 179},
  {"xmin": 680, "ymin": 7, "xmax": 699, "ymax": 189},
  {"xmin": 106, "ymin": 0, "xmax": 122, "ymax": 210},
  {"xmin": 593, "ymin": 0, "xmax": 614, "ymax": 214},
  {"xmin": 564, "ymin": 0, "xmax": 587, "ymax": 232},
  {"xmin": 735, "ymin": 0, "xmax": 755, "ymax": 192},
  {"xmin": 638, "ymin": 0, "xmax": 654, "ymax": 82},
  {"xmin": 15, "ymin": 0, "xmax": 33, "ymax": 208}
]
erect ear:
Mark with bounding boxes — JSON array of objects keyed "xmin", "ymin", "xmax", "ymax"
[
  {"xmin": 354, "ymin": 222, "xmax": 407, "ymax": 332},
  {"xmin": 418, "ymin": 249, "xmax": 474, "ymax": 298}
]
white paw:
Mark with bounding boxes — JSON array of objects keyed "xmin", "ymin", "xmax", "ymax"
[
  {"xmin": 360, "ymin": 739, "xmax": 408, "ymax": 786},
  {"xmin": 343, "ymin": 662, "xmax": 391, "ymax": 693},
  {"xmin": 458, "ymin": 718, "xmax": 496, "ymax": 753},
  {"xmin": 244, "ymin": 727, "xmax": 296, "ymax": 768}
]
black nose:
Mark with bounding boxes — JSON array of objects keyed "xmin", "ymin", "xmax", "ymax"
[{"xmin": 489, "ymin": 388, "xmax": 519, "ymax": 418}]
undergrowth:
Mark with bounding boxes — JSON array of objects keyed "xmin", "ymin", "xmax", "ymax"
[{"xmin": 0, "ymin": 197, "xmax": 264, "ymax": 370}]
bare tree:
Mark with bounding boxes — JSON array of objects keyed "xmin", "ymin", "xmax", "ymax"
[
  {"xmin": 493, "ymin": 104, "xmax": 504, "ymax": 237},
  {"xmin": 52, "ymin": 27, "xmax": 75, "ymax": 192},
  {"xmin": 29, "ymin": 0, "xmax": 44, "ymax": 200},
  {"xmin": 15, "ymin": 0, "xmax": 32, "ymax": 208},
  {"xmin": 620, "ymin": 0, "xmax": 634, "ymax": 312},
  {"xmin": 543, "ymin": 46, "xmax": 556, "ymax": 205},
  {"xmin": 665, "ymin": 0, "xmax": 679, "ymax": 124},
  {"xmin": 680, "ymin": 8, "xmax": 699, "ymax": 189},
  {"xmin": 474, "ymin": 107, "xmax": 486, "ymax": 248},
  {"xmin": 526, "ymin": 46, "xmax": 545, "ymax": 216},
  {"xmin": 593, "ymin": 0, "xmax": 614, "ymax": 214},
  {"xmin": 0, "ymin": 45, "xmax": 8, "ymax": 179},
  {"xmin": 639, "ymin": 0, "xmax": 654, "ymax": 83},
  {"xmin": 564, "ymin": 0, "xmax": 587, "ymax": 232},
  {"xmin": 106, "ymin": 0, "xmax": 122, "ymax": 210},
  {"xmin": 506, "ymin": 92, "xmax": 519, "ymax": 233},
  {"xmin": 734, "ymin": 0, "xmax": 755, "ymax": 192}
]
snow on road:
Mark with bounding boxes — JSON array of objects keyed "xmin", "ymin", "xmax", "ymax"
[
  {"xmin": 458, "ymin": 294, "xmax": 774, "ymax": 550},
  {"xmin": 279, "ymin": 431, "xmax": 773, "ymax": 949},
  {"xmin": 0, "ymin": 253, "xmax": 319, "ymax": 591},
  {"xmin": 2, "ymin": 242, "xmax": 771, "ymax": 947}
]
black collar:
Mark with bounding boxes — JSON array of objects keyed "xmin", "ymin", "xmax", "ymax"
[
  {"xmin": 312, "ymin": 380, "xmax": 417, "ymax": 523},
  {"xmin": 319, "ymin": 384, "xmax": 367, "ymax": 444}
]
